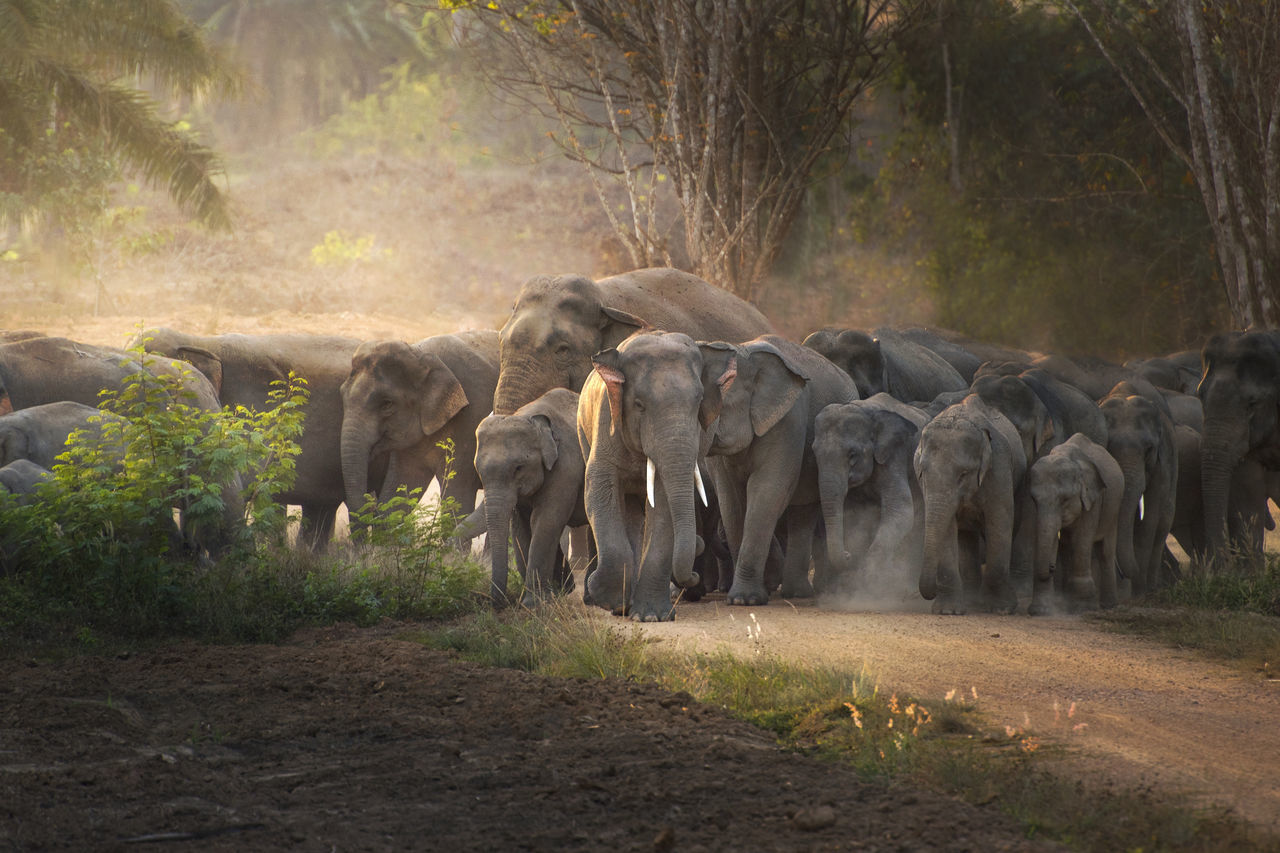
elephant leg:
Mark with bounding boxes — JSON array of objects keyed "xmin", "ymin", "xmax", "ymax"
[
  {"xmin": 632, "ymin": 486, "xmax": 677, "ymax": 622},
  {"xmin": 298, "ymin": 501, "xmax": 339, "ymax": 552},
  {"xmin": 584, "ymin": 470, "xmax": 635, "ymax": 615},
  {"xmin": 512, "ymin": 505, "xmax": 533, "ymax": 597},
  {"xmin": 729, "ymin": 468, "xmax": 797, "ymax": 606},
  {"xmin": 779, "ymin": 503, "xmax": 818, "ymax": 599},
  {"xmin": 1008, "ymin": 500, "xmax": 1036, "ymax": 598},
  {"xmin": 523, "ymin": 505, "xmax": 565, "ymax": 605},
  {"xmin": 1065, "ymin": 526, "xmax": 1098, "ymax": 610},
  {"xmin": 827, "ymin": 501, "xmax": 876, "ymax": 598},
  {"xmin": 934, "ymin": 521, "xmax": 967, "ymax": 614},
  {"xmin": 568, "ymin": 525, "xmax": 592, "ymax": 574},
  {"xmin": 980, "ymin": 514, "xmax": 1018, "ymax": 614}
]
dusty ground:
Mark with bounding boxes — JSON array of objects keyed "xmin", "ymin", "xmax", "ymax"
[
  {"xmin": 4, "ymin": 594, "xmax": 1279, "ymax": 851},
  {"xmin": 2, "ymin": 619, "xmax": 1056, "ymax": 853}
]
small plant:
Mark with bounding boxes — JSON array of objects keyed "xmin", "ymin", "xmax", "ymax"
[{"xmin": 309, "ymin": 230, "xmax": 387, "ymax": 267}]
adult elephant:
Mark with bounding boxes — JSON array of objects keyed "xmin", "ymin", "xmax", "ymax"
[
  {"xmin": 914, "ymin": 395, "xmax": 1027, "ymax": 614},
  {"xmin": 698, "ymin": 335, "xmax": 859, "ymax": 605},
  {"xmin": 0, "ymin": 335, "xmax": 221, "ymax": 414},
  {"xmin": 802, "ymin": 327, "xmax": 967, "ymax": 403},
  {"xmin": 1027, "ymin": 434, "xmax": 1123, "ymax": 614},
  {"xmin": 0, "ymin": 336, "xmax": 240, "ymax": 553},
  {"xmin": 895, "ymin": 326, "xmax": 1033, "ymax": 383},
  {"xmin": 813, "ymin": 393, "xmax": 927, "ymax": 600},
  {"xmin": 473, "ymin": 388, "xmax": 586, "ymax": 605},
  {"xmin": 136, "ymin": 329, "xmax": 364, "ymax": 548},
  {"xmin": 1099, "ymin": 390, "xmax": 1178, "ymax": 598},
  {"xmin": 493, "ymin": 267, "xmax": 773, "ymax": 414},
  {"xmin": 577, "ymin": 331, "xmax": 722, "ymax": 621},
  {"xmin": 1126, "ymin": 350, "xmax": 1203, "ymax": 396},
  {"xmin": 0, "ymin": 401, "xmax": 118, "ymax": 470},
  {"xmin": 340, "ymin": 331, "xmax": 499, "ymax": 525},
  {"xmin": 1196, "ymin": 331, "xmax": 1280, "ymax": 563}
]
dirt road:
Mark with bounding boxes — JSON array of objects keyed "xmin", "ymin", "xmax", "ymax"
[{"xmin": 636, "ymin": 596, "xmax": 1280, "ymax": 833}]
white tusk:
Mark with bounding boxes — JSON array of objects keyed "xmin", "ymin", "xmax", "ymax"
[
  {"xmin": 694, "ymin": 464, "xmax": 708, "ymax": 507},
  {"xmin": 1139, "ymin": 495, "xmax": 1145, "ymax": 521},
  {"xmin": 646, "ymin": 458, "xmax": 656, "ymax": 508}
]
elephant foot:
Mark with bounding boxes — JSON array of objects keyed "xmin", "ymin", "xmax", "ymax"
[
  {"xmin": 931, "ymin": 594, "xmax": 966, "ymax": 615},
  {"xmin": 586, "ymin": 571, "xmax": 628, "ymax": 615},
  {"xmin": 726, "ymin": 582, "xmax": 769, "ymax": 606},
  {"xmin": 779, "ymin": 579, "xmax": 816, "ymax": 599},
  {"xmin": 1027, "ymin": 599, "xmax": 1052, "ymax": 617},
  {"xmin": 629, "ymin": 597, "xmax": 676, "ymax": 622}
]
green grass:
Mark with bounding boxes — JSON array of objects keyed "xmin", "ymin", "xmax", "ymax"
[
  {"xmin": 413, "ymin": 601, "xmax": 1275, "ymax": 852},
  {"xmin": 1090, "ymin": 557, "xmax": 1280, "ymax": 675}
]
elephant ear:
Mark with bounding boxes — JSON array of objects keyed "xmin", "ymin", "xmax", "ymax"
[
  {"xmin": 592, "ymin": 348, "xmax": 626, "ymax": 437},
  {"xmin": 174, "ymin": 345, "xmax": 224, "ymax": 398},
  {"xmin": 977, "ymin": 424, "xmax": 996, "ymax": 488},
  {"xmin": 414, "ymin": 351, "xmax": 469, "ymax": 437},
  {"xmin": 599, "ymin": 307, "xmax": 648, "ymax": 348},
  {"xmin": 746, "ymin": 344, "xmax": 807, "ymax": 437},
  {"xmin": 0, "ymin": 427, "xmax": 28, "ymax": 467},
  {"xmin": 1078, "ymin": 464, "xmax": 1101, "ymax": 513},
  {"xmin": 530, "ymin": 413, "xmax": 559, "ymax": 471},
  {"xmin": 873, "ymin": 410, "xmax": 917, "ymax": 466},
  {"xmin": 697, "ymin": 342, "xmax": 739, "ymax": 430}
]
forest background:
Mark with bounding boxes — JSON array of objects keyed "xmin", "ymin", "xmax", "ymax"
[{"xmin": 0, "ymin": 0, "xmax": 1241, "ymax": 358}]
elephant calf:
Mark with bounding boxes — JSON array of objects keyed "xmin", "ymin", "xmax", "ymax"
[
  {"xmin": 1027, "ymin": 434, "xmax": 1123, "ymax": 613},
  {"xmin": 474, "ymin": 388, "xmax": 586, "ymax": 605}
]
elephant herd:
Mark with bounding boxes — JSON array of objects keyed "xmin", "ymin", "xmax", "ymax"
[{"xmin": 1, "ymin": 266, "xmax": 1276, "ymax": 622}]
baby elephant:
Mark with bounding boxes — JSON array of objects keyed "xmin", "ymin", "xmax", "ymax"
[
  {"xmin": 474, "ymin": 388, "xmax": 586, "ymax": 605},
  {"xmin": 1027, "ymin": 433, "xmax": 1123, "ymax": 613}
]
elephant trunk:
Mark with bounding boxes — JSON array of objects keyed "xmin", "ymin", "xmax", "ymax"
[
  {"xmin": 918, "ymin": 485, "xmax": 956, "ymax": 601},
  {"xmin": 1034, "ymin": 508, "xmax": 1060, "ymax": 584},
  {"xmin": 818, "ymin": 467, "xmax": 851, "ymax": 574},
  {"xmin": 483, "ymin": 488, "xmax": 515, "ymax": 603},
  {"xmin": 658, "ymin": 455, "xmax": 701, "ymax": 589},
  {"xmin": 494, "ymin": 355, "xmax": 559, "ymax": 415},
  {"xmin": 1200, "ymin": 417, "xmax": 1247, "ymax": 564},
  {"xmin": 341, "ymin": 410, "xmax": 378, "ymax": 518}
]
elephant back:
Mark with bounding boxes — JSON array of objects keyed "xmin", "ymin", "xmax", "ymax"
[{"xmin": 597, "ymin": 267, "xmax": 773, "ymax": 343}]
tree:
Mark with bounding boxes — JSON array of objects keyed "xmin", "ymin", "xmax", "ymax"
[
  {"xmin": 0, "ymin": 0, "xmax": 239, "ymax": 230},
  {"xmin": 1064, "ymin": 0, "xmax": 1280, "ymax": 331},
  {"xmin": 443, "ymin": 0, "xmax": 920, "ymax": 301}
]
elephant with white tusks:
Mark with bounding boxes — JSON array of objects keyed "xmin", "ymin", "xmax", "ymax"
[
  {"xmin": 577, "ymin": 330, "xmax": 716, "ymax": 621},
  {"xmin": 473, "ymin": 388, "xmax": 586, "ymax": 606},
  {"xmin": 1027, "ymin": 434, "xmax": 1123, "ymax": 614},
  {"xmin": 914, "ymin": 395, "xmax": 1026, "ymax": 614},
  {"xmin": 813, "ymin": 393, "xmax": 928, "ymax": 602}
]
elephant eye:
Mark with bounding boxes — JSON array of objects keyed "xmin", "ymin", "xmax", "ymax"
[
  {"xmin": 379, "ymin": 399, "xmax": 395, "ymax": 414},
  {"xmin": 632, "ymin": 397, "xmax": 646, "ymax": 412}
]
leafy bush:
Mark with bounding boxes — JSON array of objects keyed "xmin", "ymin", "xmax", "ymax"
[{"xmin": 0, "ymin": 352, "xmax": 486, "ymax": 647}]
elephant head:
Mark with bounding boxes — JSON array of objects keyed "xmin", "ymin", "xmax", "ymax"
[
  {"xmin": 493, "ymin": 274, "xmax": 646, "ymax": 414},
  {"xmin": 340, "ymin": 340, "xmax": 469, "ymax": 513},
  {"xmin": 696, "ymin": 338, "xmax": 809, "ymax": 457},
  {"xmin": 813, "ymin": 399, "xmax": 919, "ymax": 574},
  {"xmin": 1028, "ymin": 441, "xmax": 1101, "ymax": 585},
  {"xmin": 802, "ymin": 328, "xmax": 886, "ymax": 398},
  {"xmin": 474, "ymin": 408, "xmax": 560, "ymax": 601},
  {"xmin": 1197, "ymin": 331, "xmax": 1280, "ymax": 561},
  {"xmin": 971, "ymin": 374, "xmax": 1056, "ymax": 465}
]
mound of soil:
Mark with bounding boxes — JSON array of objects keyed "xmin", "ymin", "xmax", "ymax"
[{"xmin": 1, "ymin": 622, "xmax": 1053, "ymax": 852}]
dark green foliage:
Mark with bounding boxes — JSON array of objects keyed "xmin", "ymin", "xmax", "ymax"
[{"xmin": 863, "ymin": 0, "xmax": 1225, "ymax": 356}]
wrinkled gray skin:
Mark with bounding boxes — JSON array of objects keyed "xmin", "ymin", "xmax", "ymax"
[
  {"xmin": 1196, "ymin": 331, "xmax": 1280, "ymax": 564},
  {"xmin": 1029, "ymin": 353, "xmax": 1168, "ymax": 406},
  {"xmin": 0, "ymin": 336, "xmax": 242, "ymax": 554},
  {"xmin": 0, "ymin": 401, "xmax": 117, "ymax": 470},
  {"xmin": 973, "ymin": 364, "xmax": 1110, "ymax": 448},
  {"xmin": 1099, "ymin": 391, "xmax": 1178, "ymax": 599},
  {"xmin": 699, "ymin": 335, "xmax": 858, "ymax": 606},
  {"xmin": 1170, "ymin": 423, "xmax": 1273, "ymax": 564},
  {"xmin": 0, "ymin": 458, "xmax": 51, "ymax": 496},
  {"xmin": 340, "ymin": 331, "xmax": 499, "ymax": 525},
  {"xmin": 136, "ymin": 328, "xmax": 364, "ymax": 549},
  {"xmin": 577, "ymin": 331, "xmax": 717, "ymax": 621},
  {"xmin": 493, "ymin": 267, "xmax": 773, "ymax": 414},
  {"xmin": 1125, "ymin": 350, "xmax": 1203, "ymax": 396},
  {"xmin": 802, "ymin": 327, "xmax": 967, "ymax": 403},
  {"xmin": 813, "ymin": 394, "xmax": 927, "ymax": 600},
  {"xmin": 914, "ymin": 395, "xmax": 1027, "ymax": 614},
  {"xmin": 895, "ymin": 326, "xmax": 1033, "ymax": 383},
  {"xmin": 1027, "ymin": 434, "xmax": 1123, "ymax": 614},
  {"xmin": 474, "ymin": 388, "xmax": 586, "ymax": 605}
]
